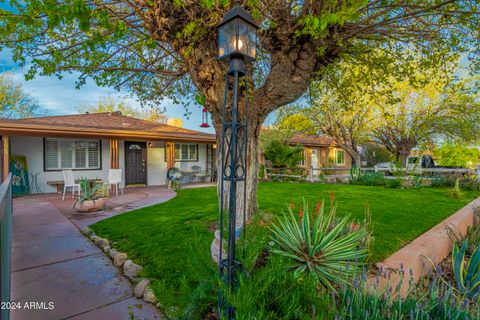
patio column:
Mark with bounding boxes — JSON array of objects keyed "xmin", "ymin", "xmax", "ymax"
[
  {"xmin": 2, "ymin": 136, "xmax": 9, "ymax": 181},
  {"xmin": 110, "ymin": 139, "xmax": 119, "ymax": 169},
  {"xmin": 166, "ymin": 142, "xmax": 175, "ymax": 169}
]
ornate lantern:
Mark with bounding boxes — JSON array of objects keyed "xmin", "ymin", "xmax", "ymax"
[{"xmin": 217, "ymin": 5, "xmax": 258, "ymax": 66}]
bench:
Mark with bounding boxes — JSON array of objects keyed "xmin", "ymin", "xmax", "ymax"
[{"xmin": 47, "ymin": 179, "xmax": 104, "ymax": 193}]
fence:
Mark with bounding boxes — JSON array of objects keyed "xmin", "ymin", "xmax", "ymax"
[{"xmin": 0, "ymin": 174, "xmax": 12, "ymax": 320}]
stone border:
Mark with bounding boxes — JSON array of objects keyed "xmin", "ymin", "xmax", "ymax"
[
  {"xmin": 372, "ymin": 195, "xmax": 480, "ymax": 297},
  {"xmin": 80, "ymin": 227, "xmax": 160, "ymax": 308}
]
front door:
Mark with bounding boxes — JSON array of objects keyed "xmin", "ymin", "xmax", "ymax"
[{"xmin": 125, "ymin": 141, "xmax": 147, "ymax": 185}]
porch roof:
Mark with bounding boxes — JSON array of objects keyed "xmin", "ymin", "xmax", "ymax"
[
  {"xmin": 287, "ymin": 133, "xmax": 335, "ymax": 147},
  {"xmin": 0, "ymin": 112, "xmax": 216, "ymax": 143}
]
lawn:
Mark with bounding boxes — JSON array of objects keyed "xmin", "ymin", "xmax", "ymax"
[{"xmin": 91, "ymin": 182, "xmax": 479, "ymax": 309}]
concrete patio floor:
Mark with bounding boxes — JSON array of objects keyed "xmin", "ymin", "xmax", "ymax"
[{"xmin": 9, "ymin": 186, "xmax": 187, "ymax": 320}]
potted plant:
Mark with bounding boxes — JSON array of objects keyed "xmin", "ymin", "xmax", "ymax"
[{"xmin": 74, "ymin": 178, "xmax": 106, "ymax": 213}]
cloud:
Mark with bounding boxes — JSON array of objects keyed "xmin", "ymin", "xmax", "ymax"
[{"xmin": 0, "ymin": 50, "xmax": 214, "ymax": 132}]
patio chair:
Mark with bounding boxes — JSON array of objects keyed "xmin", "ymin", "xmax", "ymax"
[
  {"xmin": 191, "ymin": 165, "xmax": 206, "ymax": 182},
  {"xmin": 62, "ymin": 170, "xmax": 80, "ymax": 201},
  {"xmin": 107, "ymin": 169, "xmax": 124, "ymax": 197}
]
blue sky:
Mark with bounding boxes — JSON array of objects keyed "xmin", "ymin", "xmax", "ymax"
[{"xmin": 0, "ymin": 48, "xmax": 218, "ymax": 132}]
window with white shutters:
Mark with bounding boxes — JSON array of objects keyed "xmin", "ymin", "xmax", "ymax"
[
  {"xmin": 44, "ymin": 138, "xmax": 101, "ymax": 170},
  {"xmin": 173, "ymin": 144, "xmax": 198, "ymax": 161}
]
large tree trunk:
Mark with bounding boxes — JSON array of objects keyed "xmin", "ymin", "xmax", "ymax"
[{"xmin": 212, "ymin": 107, "xmax": 263, "ymax": 231}]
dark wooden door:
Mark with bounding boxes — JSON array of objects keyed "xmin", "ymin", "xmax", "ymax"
[{"xmin": 125, "ymin": 141, "xmax": 147, "ymax": 185}]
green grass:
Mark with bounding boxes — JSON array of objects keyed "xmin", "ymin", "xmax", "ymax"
[{"xmin": 91, "ymin": 182, "xmax": 479, "ymax": 308}]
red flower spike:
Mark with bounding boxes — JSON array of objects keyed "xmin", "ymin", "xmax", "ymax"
[
  {"xmin": 289, "ymin": 201, "xmax": 295, "ymax": 210},
  {"xmin": 299, "ymin": 207, "xmax": 304, "ymax": 219},
  {"xmin": 329, "ymin": 192, "xmax": 335, "ymax": 202},
  {"xmin": 315, "ymin": 201, "xmax": 322, "ymax": 215}
]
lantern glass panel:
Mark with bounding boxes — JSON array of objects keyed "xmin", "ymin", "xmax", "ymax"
[
  {"xmin": 238, "ymin": 20, "xmax": 257, "ymax": 59},
  {"xmin": 218, "ymin": 19, "xmax": 237, "ymax": 59}
]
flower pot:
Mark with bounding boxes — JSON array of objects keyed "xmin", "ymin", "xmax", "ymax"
[{"xmin": 74, "ymin": 198, "xmax": 106, "ymax": 213}]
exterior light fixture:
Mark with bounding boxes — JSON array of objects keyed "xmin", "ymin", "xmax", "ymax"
[{"xmin": 215, "ymin": 4, "xmax": 258, "ymax": 320}]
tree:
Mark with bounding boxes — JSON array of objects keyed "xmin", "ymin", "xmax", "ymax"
[
  {"xmin": 264, "ymin": 140, "xmax": 304, "ymax": 169},
  {"xmin": 434, "ymin": 144, "xmax": 479, "ymax": 168},
  {"xmin": 1, "ymin": 1, "xmax": 478, "ymax": 218},
  {"xmin": 77, "ymin": 95, "xmax": 167, "ymax": 122},
  {"xmin": 275, "ymin": 113, "xmax": 316, "ymax": 135},
  {"xmin": 0, "ymin": 73, "xmax": 43, "ymax": 118},
  {"xmin": 372, "ymin": 73, "xmax": 480, "ymax": 166}
]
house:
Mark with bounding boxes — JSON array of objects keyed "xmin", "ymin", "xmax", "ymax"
[
  {"xmin": 287, "ymin": 133, "xmax": 353, "ymax": 174},
  {"xmin": 0, "ymin": 112, "xmax": 216, "ymax": 193}
]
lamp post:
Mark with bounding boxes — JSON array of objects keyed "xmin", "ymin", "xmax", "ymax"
[{"xmin": 216, "ymin": 5, "xmax": 258, "ymax": 319}]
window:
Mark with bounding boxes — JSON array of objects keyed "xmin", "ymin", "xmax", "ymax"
[
  {"xmin": 174, "ymin": 144, "xmax": 198, "ymax": 161},
  {"xmin": 335, "ymin": 149, "xmax": 345, "ymax": 165},
  {"xmin": 298, "ymin": 148, "xmax": 306, "ymax": 166},
  {"xmin": 44, "ymin": 138, "xmax": 101, "ymax": 170}
]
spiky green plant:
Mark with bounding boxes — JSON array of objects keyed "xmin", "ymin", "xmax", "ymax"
[
  {"xmin": 270, "ymin": 199, "xmax": 369, "ymax": 291},
  {"xmin": 452, "ymin": 240, "xmax": 480, "ymax": 299}
]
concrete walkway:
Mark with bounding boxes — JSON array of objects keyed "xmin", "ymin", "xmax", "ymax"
[{"xmin": 10, "ymin": 188, "xmax": 178, "ymax": 320}]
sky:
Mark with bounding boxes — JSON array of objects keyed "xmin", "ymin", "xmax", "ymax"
[{"xmin": 0, "ymin": 48, "xmax": 216, "ymax": 133}]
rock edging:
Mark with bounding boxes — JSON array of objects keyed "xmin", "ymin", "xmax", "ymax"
[{"xmin": 81, "ymin": 227, "xmax": 159, "ymax": 307}]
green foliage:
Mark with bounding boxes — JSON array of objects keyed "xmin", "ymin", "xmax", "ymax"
[
  {"xmin": 76, "ymin": 177, "xmax": 102, "ymax": 204},
  {"xmin": 435, "ymin": 144, "xmax": 479, "ymax": 168},
  {"xmin": 451, "ymin": 240, "xmax": 480, "ymax": 299},
  {"xmin": 361, "ymin": 144, "xmax": 392, "ymax": 167},
  {"xmin": 385, "ymin": 178, "xmax": 402, "ymax": 189},
  {"xmin": 270, "ymin": 199, "xmax": 369, "ymax": 291},
  {"xmin": 350, "ymin": 166, "xmax": 364, "ymax": 184},
  {"xmin": 275, "ymin": 113, "xmax": 317, "ymax": 135},
  {"xmin": 76, "ymin": 96, "xmax": 166, "ymax": 122},
  {"xmin": 264, "ymin": 140, "xmax": 304, "ymax": 169},
  {"xmin": 352, "ymin": 172, "xmax": 386, "ymax": 186},
  {"xmin": 230, "ymin": 255, "xmax": 330, "ymax": 319},
  {"xmin": 449, "ymin": 178, "xmax": 464, "ymax": 199},
  {"xmin": 0, "ymin": 73, "xmax": 44, "ymax": 118}
]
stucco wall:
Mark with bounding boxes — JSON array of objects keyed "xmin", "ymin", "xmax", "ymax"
[
  {"xmin": 10, "ymin": 136, "xmax": 111, "ymax": 194},
  {"xmin": 10, "ymin": 136, "xmax": 211, "ymax": 193}
]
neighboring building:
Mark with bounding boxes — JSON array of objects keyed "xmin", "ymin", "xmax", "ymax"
[
  {"xmin": 286, "ymin": 133, "xmax": 353, "ymax": 172},
  {"xmin": 0, "ymin": 112, "xmax": 216, "ymax": 193}
]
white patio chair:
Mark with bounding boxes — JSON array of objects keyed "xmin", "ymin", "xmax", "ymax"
[
  {"xmin": 62, "ymin": 170, "xmax": 80, "ymax": 201},
  {"xmin": 107, "ymin": 169, "xmax": 124, "ymax": 197}
]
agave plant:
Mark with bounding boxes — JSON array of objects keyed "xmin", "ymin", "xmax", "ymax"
[
  {"xmin": 452, "ymin": 240, "xmax": 480, "ymax": 299},
  {"xmin": 270, "ymin": 199, "xmax": 369, "ymax": 291},
  {"xmin": 74, "ymin": 177, "xmax": 102, "ymax": 205}
]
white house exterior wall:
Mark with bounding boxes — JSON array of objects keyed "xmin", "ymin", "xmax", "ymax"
[
  {"xmin": 10, "ymin": 136, "xmax": 111, "ymax": 194},
  {"xmin": 10, "ymin": 136, "xmax": 211, "ymax": 193}
]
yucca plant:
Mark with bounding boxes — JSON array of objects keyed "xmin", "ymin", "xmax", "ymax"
[
  {"xmin": 270, "ymin": 199, "xmax": 369, "ymax": 291},
  {"xmin": 452, "ymin": 240, "xmax": 480, "ymax": 300}
]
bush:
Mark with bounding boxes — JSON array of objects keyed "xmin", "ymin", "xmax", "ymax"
[
  {"xmin": 385, "ymin": 178, "xmax": 402, "ymax": 188},
  {"xmin": 353, "ymin": 172, "xmax": 386, "ymax": 186}
]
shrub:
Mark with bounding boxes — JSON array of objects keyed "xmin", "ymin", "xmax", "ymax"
[
  {"xmin": 385, "ymin": 178, "xmax": 402, "ymax": 188},
  {"xmin": 270, "ymin": 199, "xmax": 370, "ymax": 291},
  {"xmin": 449, "ymin": 178, "xmax": 463, "ymax": 199},
  {"xmin": 353, "ymin": 172, "xmax": 386, "ymax": 186}
]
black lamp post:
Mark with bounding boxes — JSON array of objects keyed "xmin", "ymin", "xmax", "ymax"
[{"xmin": 216, "ymin": 5, "xmax": 258, "ymax": 319}]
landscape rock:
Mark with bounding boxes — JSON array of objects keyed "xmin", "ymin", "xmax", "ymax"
[
  {"xmin": 81, "ymin": 227, "xmax": 93, "ymax": 236},
  {"xmin": 90, "ymin": 235, "xmax": 100, "ymax": 242},
  {"xmin": 114, "ymin": 253, "xmax": 128, "ymax": 267},
  {"xmin": 123, "ymin": 259, "xmax": 143, "ymax": 279},
  {"xmin": 143, "ymin": 287, "xmax": 156, "ymax": 304},
  {"xmin": 92, "ymin": 236, "xmax": 109, "ymax": 248},
  {"xmin": 134, "ymin": 279, "xmax": 150, "ymax": 298},
  {"xmin": 109, "ymin": 248, "xmax": 118, "ymax": 259},
  {"xmin": 102, "ymin": 245, "xmax": 110, "ymax": 253}
]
